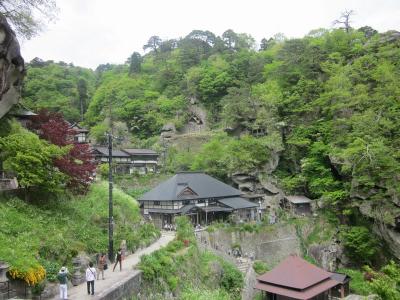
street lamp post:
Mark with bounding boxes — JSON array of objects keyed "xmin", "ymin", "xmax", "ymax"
[
  {"xmin": 107, "ymin": 133, "xmax": 114, "ymax": 262},
  {"xmin": 205, "ymin": 199, "xmax": 208, "ymax": 226},
  {"xmin": 258, "ymin": 200, "xmax": 262, "ymax": 222}
]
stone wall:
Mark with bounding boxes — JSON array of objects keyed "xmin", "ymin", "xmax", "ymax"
[
  {"xmin": 197, "ymin": 224, "xmax": 300, "ymax": 267},
  {"xmin": 95, "ymin": 270, "xmax": 142, "ymax": 300}
]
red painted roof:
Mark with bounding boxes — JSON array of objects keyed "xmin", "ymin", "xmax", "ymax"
[
  {"xmin": 255, "ymin": 278, "xmax": 339, "ymax": 300},
  {"xmin": 257, "ymin": 255, "xmax": 332, "ymax": 290}
]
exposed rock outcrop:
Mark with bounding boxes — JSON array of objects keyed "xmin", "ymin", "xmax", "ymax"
[
  {"xmin": 308, "ymin": 242, "xmax": 345, "ymax": 271},
  {"xmin": 182, "ymin": 104, "xmax": 207, "ymax": 134},
  {"xmin": 0, "ymin": 16, "xmax": 25, "ymax": 119}
]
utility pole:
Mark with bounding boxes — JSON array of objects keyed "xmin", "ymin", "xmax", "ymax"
[
  {"xmin": 108, "ymin": 132, "xmax": 114, "ymax": 262},
  {"xmin": 108, "ymin": 91, "xmax": 115, "ymax": 262}
]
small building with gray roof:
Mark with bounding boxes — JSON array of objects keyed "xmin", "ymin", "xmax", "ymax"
[
  {"xmin": 138, "ymin": 171, "xmax": 259, "ymax": 228},
  {"xmin": 283, "ymin": 195, "xmax": 313, "ymax": 216}
]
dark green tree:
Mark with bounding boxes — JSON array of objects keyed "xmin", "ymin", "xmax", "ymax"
[
  {"xmin": 127, "ymin": 52, "xmax": 142, "ymax": 75},
  {"xmin": 143, "ymin": 36, "xmax": 162, "ymax": 53}
]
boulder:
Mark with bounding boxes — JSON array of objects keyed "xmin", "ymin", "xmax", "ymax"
[{"xmin": 0, "ymin": 16, "xmax": 25, "ymax": 119}]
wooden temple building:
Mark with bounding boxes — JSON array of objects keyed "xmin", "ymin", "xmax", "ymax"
[
  {"xmin": 255, "ymin": 255, "xmax": 350, "ymax": 300},
  {"xmin": 283, "ymin": 195, "xmax": 313, "ymax": 216},
  {"xmin": 138, "ymin": 171, "xmax": 258, "ymax": 228}
]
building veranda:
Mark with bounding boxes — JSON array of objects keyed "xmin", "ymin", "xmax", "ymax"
[{"xmin": 138, "ymin": 171, "xmax": 259, "ymax": 228}]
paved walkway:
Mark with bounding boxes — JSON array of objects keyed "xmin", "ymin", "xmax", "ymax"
[{"xmin": 51, "ymin": 231, "xmax": 175, "ymax": 300}]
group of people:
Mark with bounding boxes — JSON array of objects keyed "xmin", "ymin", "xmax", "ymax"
[
  {"xmin": 56, "ymin": 248, "xmax": 124, "ymax": 299},
  {"xmin": 163, "ymin": 223, "xmax": 176, "ymax": 231}
]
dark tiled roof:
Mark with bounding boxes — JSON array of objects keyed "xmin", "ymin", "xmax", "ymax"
[
  {"xmin": 123, "ymin": 148, "xmax": 158, "ymax": 155},
  {"xmin": 330, "ymin": 273, "xmax": 350, "ymax": 284},
  {"xmin": 139, "ymin": 172, "xmax": 241, "ymax": 201},
  {"xmin": 257, "ymin": 255, "xmax": 332, "ymax": 290},
  {"xmin": 92, "ymin": 146, "xmax": 129, "ymax": 157},
  {"xmin": 218, "ymin": 197, "xmax": 258, "ymax": 209},
  {"xmin": 199, "ymin": 206, "xmax": 233, "ymax": 213},
  {"xmin": 286, "ymin": 195, "xmax": 312, "ymax": 204}
]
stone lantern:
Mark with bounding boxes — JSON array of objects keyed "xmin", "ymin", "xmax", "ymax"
[
  {"xmin": 0, "ymin": 261, "xmax": 9, "ymax": 283},
  {"xmin": 71, "ymin": 257, "xmax": 84, "ymax": 286},
  {"xmin": 0, "ymin": 261, "xmax": 10, "ymax": 297}
]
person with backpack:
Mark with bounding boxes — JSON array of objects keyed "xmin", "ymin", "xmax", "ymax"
[
  {"xmin": 85, "ymin": 262, "xmax": 97, "ymax": 295},
  {"xmin": 57, "ymin": 266, "xmax": 68, "ymax": 300}
]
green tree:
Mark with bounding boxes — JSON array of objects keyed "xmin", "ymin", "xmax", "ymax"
[
  {"xmin": 0, "ymin": 0, "xmax": 58, "ymax": 39},
  {"xmin": 143, "ymin": 35, "xmax": 162, "ymax": 53},
  {"xmin": 341, "ymin": 226, "xmax": 378, "ymax": 264},
  {"xmin": 127, "ymin": 52, "xmax": 142, "ymax": 75},
  {"xmin": 0, "ymin": 124, "xmax": 67, "ymax": 193}
]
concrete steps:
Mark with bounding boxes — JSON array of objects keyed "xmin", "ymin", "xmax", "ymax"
[{"xmin": 236, "ymin": 259, "xmax": 251, "ymax": 274}]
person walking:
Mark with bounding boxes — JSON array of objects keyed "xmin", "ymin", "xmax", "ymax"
[
  {"xmin": 113, "ymin": 248, "xmax": 122, "ymax": 271},
  {"xmin": 97, "ymin": 253, "xmax": 106, "ymax": 280},
  {"xmin": 57, "ymin": 266, "xmax": 68, "ymax": 300},
  {"xmin": 85, "ymin": 262, "xmax": 96, "ymax": 295}
]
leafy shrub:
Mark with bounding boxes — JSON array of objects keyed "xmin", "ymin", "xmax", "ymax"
[
  {"xmin": 175, "ymin": 216, "xmax": 195, "ymax": 243},
  {"xmin": 181, "ymin": 288, "xmax": 230, "ymax": 300},
  {"xmin": 39, "ymin": 259, "xmax": 60, "ymax": 282},
  {"xmin": 365, "ymin": 261, "xmax": 400, "ymax": 300},
  {"xmin": 341, "ymin": 226, "xmax": 378, "ymax": 264},
  {"xmin": 220, "ymin": 262, "xmax": 243, "ymax": 299},
  {"xmin": 337, "ymin": 268, "xmax": 373, "ymax": 295},
  {"xmin": 253, "ymin": 260, "xmax": 269, "ymax": 275}
]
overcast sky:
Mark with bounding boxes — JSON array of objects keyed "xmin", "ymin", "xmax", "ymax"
[{"xmin": 20, "ymin": 0, "xmax": 400, "ymax": 70}]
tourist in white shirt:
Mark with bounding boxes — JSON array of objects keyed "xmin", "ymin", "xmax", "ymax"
[{"xmin": 85, "ymin": 262, "xmax": 97, "ymax": 295}]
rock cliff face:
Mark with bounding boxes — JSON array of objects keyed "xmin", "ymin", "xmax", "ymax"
[{"xmin": 0, "ymin": 16, "xmax": 25, "ymax": 119}]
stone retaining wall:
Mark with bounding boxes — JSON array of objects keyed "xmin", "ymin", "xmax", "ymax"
[{"xmin": 95, "ymin": 270, "xmax": 142, "ymax": 300}]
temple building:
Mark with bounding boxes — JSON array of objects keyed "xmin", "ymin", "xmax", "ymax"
[
  {"xmin": 138, "ymin": 171, "xmax": 258, "ymax": 228},
  {"xmin": 255, "ymin": 255, "xmax": 350, "ymax": 300}
]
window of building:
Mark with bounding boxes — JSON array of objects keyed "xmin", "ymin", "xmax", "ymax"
[{"xmin": 154, "ymin": 201, "xmax": 160, "ymax": 206}]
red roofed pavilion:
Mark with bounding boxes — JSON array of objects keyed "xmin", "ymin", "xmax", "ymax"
[{"xmin": 255, "ymin": 255, "xmax": 350, "ymax": 300}]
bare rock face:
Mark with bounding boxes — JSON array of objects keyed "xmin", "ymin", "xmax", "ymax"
[
  {"xmin": 309, "ymin": 242, "xmax": 345, "ymax": 271},
  {"xmin": 0, "ymin": 16, "xmax": 25, "ymax": 119},
  {"xmin": 373, "ymin": 222, "xmax": 400, "ymax": 261}
]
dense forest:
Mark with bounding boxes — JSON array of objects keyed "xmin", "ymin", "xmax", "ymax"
[
  {"xmin": 22, "ymin": 26, "xmax": 400, "ymax": 227},
  {"xmin": 0, "ymin": 17, "xmax": 398, "ymax": 299}
]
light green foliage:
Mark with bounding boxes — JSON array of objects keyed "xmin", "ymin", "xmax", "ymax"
[
  {"xmin": 98, "ymin": 163, "xmax": 109, "ymax": 179},
  {"xmin": 22, "ymin": 60, "xmax": 96, "ymax": 122},
  {"xmin": 369, "ymin": 261, "xmax": 400, "ymax": 300},
  {"xmin": 341, "ymin": 226, "xmax": 378, "ymax": 264},
  {"xmin": 253, "ymin": 260, "xmax": 269, "ymax": 275},
  {"xmin": 139, "ymin": 220, "xmax": 243, "ymax": 299},
  {"xmin": 0, "ymin": 123, "xmax": 67, "ymax": 193},
  {"xmin": 180, "ymin": 288, "xmax": 230, "ymax": 300},
  {"xmin": 337, "ymin": 268, "xmax": 373, "ymax": 296},
  {"xmin": 0, "ymin": 181, "xmax": 159, "ymax": 282},
  {"xmin": 342, "ymin": 261, "xmax": 400, "ymax": 299},
  {"xmin": 191, "ymin": 133, "xmax": 280, "ymax": 178},
  {"xmin": 175, "ymin": 216, "xmax": 196, "ymax": 243},
  {"xmin": 21, "ymin": 26, "xmax": 400, "ymax": 232}
]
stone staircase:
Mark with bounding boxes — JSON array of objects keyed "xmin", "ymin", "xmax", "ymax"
[{"xmin": 236, "ymin": 258, "xmax": 252, "ymax": 274}]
